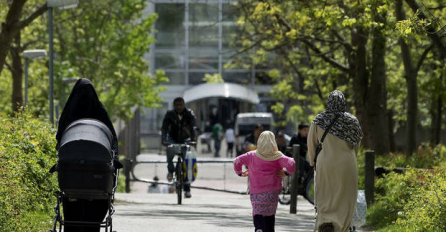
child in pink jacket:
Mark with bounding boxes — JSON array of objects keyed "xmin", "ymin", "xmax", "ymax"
[{"xmin": 234, "ymin": 131, "xmax": 295, "ymax": 232}]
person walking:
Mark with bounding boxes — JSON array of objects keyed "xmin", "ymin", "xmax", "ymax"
[
  {"xmin": 56, "ymin": 78, "xmax": 121, "ymax": 232},
  {"xmin": 212, "ymin": 123, "xmax": 223, "ymax": 157},
  {"xmin": 234, "ymin": 131, "xmax": 295, "ymax": 232},
  {"xmin": 308, "ymin": 90, "xmax": 363, "ymax": 232},
  {"xmin": 288, "ymin": 122, "xmax": 311, "ymax": 185},
  {"xmin": 289, "ymin": 122, "xmax": 310, "ymax": 159},
  {"xmin": 225, "ymin": 126, "xmax": 235, "ymax": 157}
]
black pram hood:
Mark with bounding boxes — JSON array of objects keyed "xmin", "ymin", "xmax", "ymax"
[{"xmin": 56, "ymin": 78, "xmax": 118, "ymax": 154}]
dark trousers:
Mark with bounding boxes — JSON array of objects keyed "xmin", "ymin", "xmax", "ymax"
[
  {"xmin": 167, "ymin": 153, "xmax": 191, "ymax": 192},
  {"xmin": 226, "ymin": 142, "xmax": 234, "ymax": 157},
  {"xmin": 214, "ymin": 139, "xmax": 221, "ymax": 157},
  {"xmin": 253, "ymin": 214, "xmax": 275, "ymax": 232},
  {"xmin": 166, "ymin": 136, "xmax": 191, "ymax": 192}
]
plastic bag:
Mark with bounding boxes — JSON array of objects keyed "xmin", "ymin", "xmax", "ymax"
[
  {"xmin": 351, "ymin": 190, "xmax": 367, "ymax": 228},
  {"xmin": 183, "ymin": 146, "xmax": 197, "ymax": 184}
]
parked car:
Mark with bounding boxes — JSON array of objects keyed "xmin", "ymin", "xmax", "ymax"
[{"xmin": 234, "ymin": 112, "xmax": 274, "ymax": 155}]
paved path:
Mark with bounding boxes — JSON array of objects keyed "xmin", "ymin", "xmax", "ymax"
[
  {"xmin": 112, "ymin": 147, "xmax": 370, "ymax": 231},
  {"xmin": 113, "ymin": 147, "xmax": 316, "ymax": 232},
  {"xmin": 113, "ymin": 192, "xmax": 315, "ymax": 232}
]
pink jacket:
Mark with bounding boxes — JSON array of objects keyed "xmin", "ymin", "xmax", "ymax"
[{"xmin": 233, "ymin": 151, "xmax": 296, "ymax": 194}]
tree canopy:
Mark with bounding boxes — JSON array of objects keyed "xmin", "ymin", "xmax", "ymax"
[
  {"xmin": 0, "ymin": 0, "xmax": 167, "ymax": 121},
  {"xmin": 231, "ymin": 0, "xmax": 446, "ymax": 155}
]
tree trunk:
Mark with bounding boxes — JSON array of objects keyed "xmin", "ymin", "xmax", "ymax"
[
  {"xmin": 0, "ymin": 0, "xmax": 26, "ymax": 77},
  {"xmin": 367, "ymin": 6, "xmax": 390, "ymax": 155},
  {"xmin": 435, "ymin": 95, "xmax": 442, "ymax": 144},
  {"xmin": 396, "ymin": 0, "xmax": 417, "ymax": 157},
  {"xmin": 0, "ymin": 1, "xmax": 48, "ymax": 77},
  {"xmin": 351, "ymin": 27, "xmax": 370, "ymax": 148},
  {"xmin": 388, "ymin": 109, "xmax": 396, "ymax": 152},
  {"xmin": 430, "ymin": 95, "xmax": 442, "ymax": 145},
  {"xmin": 11, "ymin": 32, "xmax": 23, "ymax": 112}
]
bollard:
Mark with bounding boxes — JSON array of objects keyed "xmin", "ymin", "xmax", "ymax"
[
  {"xmin": 290, "ymin": 144, "xmax": 300, "ymax": 214},
  {"xmin": 124, "ymin": 158, "xmax": 132, "ymax": 193},
  {"xmin": 364, "ymin": 150, "xmax": 375, "ymax": 206}
]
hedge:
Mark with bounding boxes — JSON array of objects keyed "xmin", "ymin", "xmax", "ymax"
[{"xmin": 0, "ymin": 110, "xmax": 58, "ymax": 231}]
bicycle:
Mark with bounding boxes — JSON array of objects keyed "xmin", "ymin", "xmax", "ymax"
[
  {"xmin": 165, "ymin": 142, "xmax": 196, "ymax": 205},
  {"xmin": 279, "ymin": 157, "xmax": 314, "ymax": 205}
]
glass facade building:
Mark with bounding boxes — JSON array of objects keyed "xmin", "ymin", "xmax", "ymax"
[{"xmin": 141, "ymin": 0, "xmax": 275, "ymax": 148}]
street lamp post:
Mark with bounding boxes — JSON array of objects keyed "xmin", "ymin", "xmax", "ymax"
[
  {"xmin": 47, "ymin": 0, "xmax": 79, "ymax": 124},
  {"xmin": 23, "ymin": 50, "xmax": 47, "ymax": 106}
]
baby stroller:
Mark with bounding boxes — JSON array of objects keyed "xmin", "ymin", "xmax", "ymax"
[{"xmin": 50, "ymin": 119, "xmax": 120, "ymax": 232}]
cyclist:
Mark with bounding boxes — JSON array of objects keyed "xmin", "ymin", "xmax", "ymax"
[{"xmin": 161, "ymin": 97, "xmax": 197, "ymax": 198}]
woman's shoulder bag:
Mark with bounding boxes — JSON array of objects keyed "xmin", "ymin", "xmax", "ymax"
[{"xmin": 314, "ymin": 114, "xmax": 340, "ymax": 170}]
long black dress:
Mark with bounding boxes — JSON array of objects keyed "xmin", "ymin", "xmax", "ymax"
[{"xmin": 56, "ymin": 78, "xmax": 118, "ymax": 232}]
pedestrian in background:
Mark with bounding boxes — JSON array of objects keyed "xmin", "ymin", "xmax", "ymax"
[
  {"xmin": 212, "ymin": 123, "xmax": 223, "ymax": 157},
  {"xmin": 234, "ymin": 131, "xmax": 295, "ymax": 232},
  {"xmin": 289, "ymin": 122, "xmax": 310, "ymax": 159},
  {"xmin": 308, "ymin": 90, "xmax": 363, "ymax": 232},
  {"xmin": 275, "ymin": 131, "xmax": 287, "ymax": 154},
  {"xmin": 147, "ymin": 176, "xmax": 165, "ymax": 193},
  {"xmin": 225, "ymin": 125, "xmax": 235, "ymax": 157}
]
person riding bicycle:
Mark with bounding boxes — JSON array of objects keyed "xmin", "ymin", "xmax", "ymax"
[{"xmin": 161, "ymin": 97, "xmax": 197, "ymax": 198}]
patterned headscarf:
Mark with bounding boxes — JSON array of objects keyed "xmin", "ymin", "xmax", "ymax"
[{"xmin": 312, "ymin": 90, "xmax": 363, "ymax": 146}]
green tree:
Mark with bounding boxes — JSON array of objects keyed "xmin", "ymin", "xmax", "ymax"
[
  {"xmin": 0, "ymin": 0, "xmax": 48, "ymax": 112},
  {"xmin": 231, "ymin": 0, "xmax": 446, "ymax": 155},
  {"xmin": 52, "ymin": 0, "xmax": 167, "ymax": 120},
  {"xmin": 233, "ymin": 0, "xmax": 393, "ymax": 154},
  {"xmin": 0, "ymin": 0, "xmax": 168, "ymax": 120}
]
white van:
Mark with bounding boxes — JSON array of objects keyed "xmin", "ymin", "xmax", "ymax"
[{"xmin": 234, "ymin": 112, "xmax": 274, "ymax": 155}]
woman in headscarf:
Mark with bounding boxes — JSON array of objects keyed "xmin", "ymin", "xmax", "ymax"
[
  {"xmin": 234, "ymin": 131, "xmax": 296, "ymax": 232},
  {"xmin": 308, "ymin": 90, "xmax": 363, "ymax": 232},
  {"xmin": 56, "ymin": 78, "xmax": 119, "ymax": 232}
]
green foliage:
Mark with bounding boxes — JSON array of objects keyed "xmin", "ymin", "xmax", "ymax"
[
  {"xmin": 53, "ymin": 0, "xmax": 168, "ymax": 121},
  {"xmin": 372, "ymin": 167, "xmax": 446, "ymax": 232},
  {"xmin": 0, "ymin": 109, "xmax": 58, "ymax": 231},
  {"xmin": 395, "ymin": 10, "xmax": 431, "ymax": 42},
  {"xmin": 0, "ymin": 0, "xmax": 50, "ymax": 116},
  {"xmin": 365, "ymin": 144, "xmax": 446, "ymax": 231},
  {"xmin": 230, "ymin": 0, "xmax": 446, "ymax": 148},
  {"xmin": 0, "ymin": 0, "xmax": 168, "ymax": 121},
  {"xmin": 203, "ymin": 73, "xmax": 224, "ymax": 84},
  {"xmin": 370, "ymin": 169, "xmax": 422, "ymax": 229},
  {"xmin": 375, "ymin": 143, "xmax": 446, "ymax": 169},
  {"xmin": 115, "ymin": 155, "xmax": 127, "ymax": 193},
  {"xmin": 393, "ymin": 167, "xmax": 446, "ymax": 231}
]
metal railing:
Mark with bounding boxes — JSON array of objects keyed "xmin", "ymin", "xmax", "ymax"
[{"xmin": 130, "ymin": 158, "xmax": 248, "ymax": 195}]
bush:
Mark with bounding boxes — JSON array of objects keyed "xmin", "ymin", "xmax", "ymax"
[
  {"xmin": 0, "ymin": 110, "xmax": 58, "ymax": 231},
  {"xmin": 362, "ymin": 145, "xmax": 446, "ymax": 231},
  {"xmin": 368, "ymin": 169, "xmax": 423, "ymax": 229},
  {"xmin": 392, "ymin": 167, "xmax": 446, "ymax": 231}
]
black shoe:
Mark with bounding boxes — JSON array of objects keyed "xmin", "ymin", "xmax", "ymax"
[{"xmin": 319, "ymin": 223, "xmax": 334, "ymax": 232}]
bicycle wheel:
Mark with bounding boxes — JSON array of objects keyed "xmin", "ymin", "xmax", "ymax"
[
  {"xmin": 305, "ymin": 177, "xmax": 315, "ymax": 205},
  {"xmin": 278, "ymin": 191, "xmax": 291, "ymax": 205},
  {"xmin": 279, "ymin": 175, "xmax": 291, "ymax": 205},
  {"xmin": 176, "ymin": 158, "xmax": 183, "ymax": 205}
]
